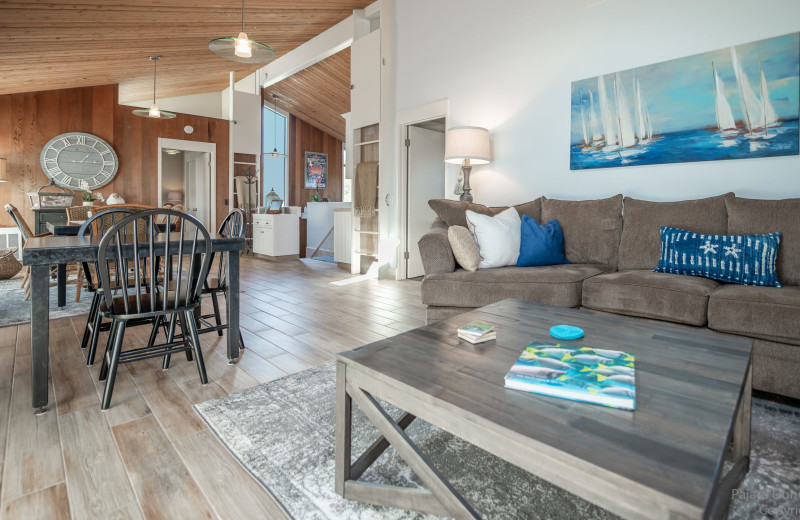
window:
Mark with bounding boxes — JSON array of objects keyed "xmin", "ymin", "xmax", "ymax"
[
  {"xmin": 342, "ymin": 145, "xmax": 352, "ymax": 202},
  {"xmin": 262, "ymin": 105, "xmax": 287, "ymax": 205}
]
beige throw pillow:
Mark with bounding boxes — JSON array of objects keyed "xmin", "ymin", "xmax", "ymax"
[{"xmin": 448, "ymin": 226, "xmax": 481, "ymax": 271}]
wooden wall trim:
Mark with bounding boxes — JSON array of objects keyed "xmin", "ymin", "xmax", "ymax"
[{"xmin": 286, "ymin": 114, "xmax": 343, "ymax": 208}]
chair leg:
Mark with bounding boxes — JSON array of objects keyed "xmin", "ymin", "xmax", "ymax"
[
  {"xmin": 210, "ymin": 292, "xmax": 223, "ymax": 336},
  {"xmin": 177, "ymin": 313, "xmax": 194, "ymax": 363},
  {"xmin": 239, "ymin": 330, "xmax": 246, "ymax": 351},
  {"xmin": 184, "ymin": 311, "xmax": 208, "ymax": 385},
  {"xmin": 101, "ymin": 320, "xmax": 127, "ymax": 410},
  {"xmin": 74, "ymin": 265, "xmax": 83, "ymax": 302},
  {"xmin": 87, "ymin": 299, "xmax": 105, "ymax": 366},
  {"xmin": 20, "ymin": 266, "xmax": 29, "ymax": 289},
  {"xmin": 146, "ymin": 317, "xmax": 161, "ymax": 349},
  {"xmin": 99, "ymin": 320, "xmax": 118, "ymax": 381},
  {"xmin": 161, "ymin": 314, "xmax": 178, "ymax": 370},
  {"xmin": 80, "ymin": 292, "xmax": 100, "ymax": 350}
]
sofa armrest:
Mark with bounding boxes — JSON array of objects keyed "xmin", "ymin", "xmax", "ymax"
[{"xmin": 418, "ymin": 226, "xmax": 455, "ymax": 275}]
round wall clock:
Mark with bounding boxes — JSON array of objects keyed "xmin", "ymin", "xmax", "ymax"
[{"xmin": 39, "ymin": 132, "xmax": 119, "ymax": 190}]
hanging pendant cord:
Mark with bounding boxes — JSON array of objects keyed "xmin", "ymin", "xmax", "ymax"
[
  {"xmin": 241, "ymin": 0, "xmax": 245, "ymax": 32},
  {"xmin": 152, "ymin": 59, "xmax": 157, "ymax": 103}
]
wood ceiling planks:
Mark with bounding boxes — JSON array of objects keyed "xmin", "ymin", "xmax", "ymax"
[
  {"xmin": 263, "ymin": 47, "xmax": 350, "ymax": 142},
  {"xmin": 0, "ymin": 1, "xmax": 372, "ymax": 102}
]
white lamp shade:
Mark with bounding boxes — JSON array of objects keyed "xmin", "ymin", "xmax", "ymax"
[{"xmin": 444, "ymin": 127, "xmax": 490, "ymax": 165}]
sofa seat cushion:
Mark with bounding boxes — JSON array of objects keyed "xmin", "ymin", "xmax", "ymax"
[
  {"xmin": 708, "ymin": 284, "xmax": 800, "ymax": 346},
  {"xmin": 421, "ymin": 264, "xmax": 613, "ymax": 308},
  {"xmin": 582, "ymin": 270, "xmax": 720, "ymax": 326}
]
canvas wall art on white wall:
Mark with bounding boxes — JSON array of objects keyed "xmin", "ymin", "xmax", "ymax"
[{"xmin": 570, "ymin": 32, "xmax": 799, "ymax": 170}]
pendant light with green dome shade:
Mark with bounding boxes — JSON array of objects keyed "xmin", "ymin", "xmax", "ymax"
[
  {"xmin": 209, "ymin": 0, "xmax": 276, "ymax": 64},
  {"xmin": 266, "ymin": 94, "xmax": 285, "ymax": 158}
]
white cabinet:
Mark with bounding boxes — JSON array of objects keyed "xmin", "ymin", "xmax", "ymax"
[
  {"xmin": 350, "ymin": 29, "xmax": 381, "ymax": 129},
  {"xmin": 252, "ymin": 214, "xmax": 299, "ymax": 258}
]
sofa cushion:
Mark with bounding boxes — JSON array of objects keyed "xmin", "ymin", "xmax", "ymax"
[
  {"xmin": 428, "ymin": 198, "xmax": 541, "ymax": 228},
  {"xmin": 708, "ymin": 284, "xmax": 800, "ymax": 346},
  {"xmin": 518, "ymin": 216, "xmax": 569, "ymax": 267},
  {"xmin": 654, "ymin": 226, "xmax": 782, "ymax": 287},
  {"xmin": 466, "ymin": 208, "xmax": 521, "ymax": 268},
  {"xmin": 619, "ymin": 193, "xmax": 733, "ymax": 270},
  {"xmin": 726, "ymin": 197, "xmax": 800, "ymax": 286},
  {"xmin": 582, "ymin": 270, "xmax": 721, "ymax": 326},
  {"xmin": 448, "ymin": 226, "xmax": 481, "ymax": 271},
  {"xmin": 541, "ymin": 195, "xmax": 623, "ymax": 266},
  {"xmin": 421, "ymin": 264, "xmax": 613, "ymax": 308}
]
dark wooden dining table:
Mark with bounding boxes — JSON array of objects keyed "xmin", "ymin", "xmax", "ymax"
[{"xmin": 22, "ymin": 232, "xmax": 245, "ymax": 413}]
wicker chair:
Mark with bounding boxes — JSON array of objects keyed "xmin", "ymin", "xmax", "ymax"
[
  {"xmin": 4, "ymin": 204, "xmax": 83, "ymax": 301},
  {"xmin": 0, "ymin": 248, "xmax": 21, "ymax": 280},
  {"xmin": 65, "ymin": 205, "xmax": 92, "ymax": 222}
]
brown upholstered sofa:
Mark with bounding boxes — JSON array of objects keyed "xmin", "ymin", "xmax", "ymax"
[{"xmin": 418, "ymin": 193, "xmax": 800, "ymax": 399}]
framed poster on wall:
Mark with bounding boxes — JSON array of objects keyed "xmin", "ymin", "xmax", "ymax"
[{"xmin": 304, "ymin": 151, "xmax": 328, "ymax": 189}]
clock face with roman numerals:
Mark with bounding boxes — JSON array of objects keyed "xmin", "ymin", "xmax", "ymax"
[{"xmin": 39, "ymin": 132, "xmax": 119, "ymax": 190}]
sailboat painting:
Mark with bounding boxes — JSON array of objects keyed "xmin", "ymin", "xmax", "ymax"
[{"xmin": 570, "ymin": 32, "xmax": 799, "ymax": 170}]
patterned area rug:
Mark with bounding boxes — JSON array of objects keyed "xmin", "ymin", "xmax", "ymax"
[
  {"xmin": 195, "ymin": 363, "xmax": 800, "ymax": 520},
  {"xmin": 0, "ymin": 276, "xmax": 91, "ymax": 328}
]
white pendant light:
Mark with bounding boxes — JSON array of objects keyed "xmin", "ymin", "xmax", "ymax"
[
  {"xmin": 209, "ymin": 0, "xmax": 276, "ymax": 64},
  {"xmin": 266, "ymin": 94, "xmax": 285, "ymax": 158},
  {"xmin": 132, "ymin": 56, "xmax": 176, "ymax": 119}
]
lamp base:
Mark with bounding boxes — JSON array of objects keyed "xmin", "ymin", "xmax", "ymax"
[{"xmin": 459, "ymin": 163, "xmax": 473, "ymax": 202}]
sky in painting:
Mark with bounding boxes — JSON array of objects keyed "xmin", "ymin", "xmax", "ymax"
[{"xmin": 570, "ymin": 32, "xmax": 800, "ymax": 144}]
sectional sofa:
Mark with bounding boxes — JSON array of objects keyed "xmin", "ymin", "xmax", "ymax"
[{"xmin": 418, "ymin": 193, "xmax": 800, "ymax": 399}]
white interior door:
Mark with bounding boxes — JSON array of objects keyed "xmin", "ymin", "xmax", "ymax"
[
  {"xmin": 407, "ymin": 126, "xmax": 445, "ymax": 278},
  {"xmin": 184, "ymin": 152, "xmax": 211, "ymax": 228}
]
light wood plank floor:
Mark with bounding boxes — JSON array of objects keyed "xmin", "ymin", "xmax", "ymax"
[{"xmin": 0, "ymin": 256, "xmax": 426, "ymax": 519}]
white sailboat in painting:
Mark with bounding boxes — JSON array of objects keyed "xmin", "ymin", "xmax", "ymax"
[
  {"xmin": 731, "ymin": 47, "xmax": 764, "ymax": 139},
  {"xmin": 580, "ymin": 104, "xmax": 591, "ymax": 150},
  {"xmin": 598, "ymin": 75, "xmax": 620, "ymax": 152},
  {"xmin": 712, "ymin": 61, "xmax": 739, "ymax": 138},
  {"xmin": 614, "ymin": 73, "xmax": 641, "ymax": 157},
  {"xmin": 633, "ymin": 78, "xmax": 654, "ymax": 144},
  {"xmin": 588, "ymin": 91, "xmax": 604, "ymax": 148},
  {"xmin": 759, "ymin": 58, "xmax": 780, "ymax": 137}
]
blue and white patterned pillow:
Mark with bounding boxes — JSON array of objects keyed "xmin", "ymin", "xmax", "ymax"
[{"xmin": 654, "ymin": 226, "xmax": 782, "ymax": 287}]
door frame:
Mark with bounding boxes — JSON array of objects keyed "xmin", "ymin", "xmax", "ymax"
[
  {"xmin": 396, "ymin": 99, "xmax": 449, "ymax": 280},
  {"xmin": 158, "ymin": 138, "xmax": 216, "ymax": 228}
]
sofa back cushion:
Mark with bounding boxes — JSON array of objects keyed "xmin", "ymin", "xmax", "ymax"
[
  {"xmin": 540, "ymin": 195, "xmax": 623, "ymax": 266},
  {"xmin": 619, "ymin": 193, "xmax": 733, "ymax": 270},
  {"xmin": 429, "ymin": 198, "xmax": 541, "ymax": 228},
  {"xmin": 726, "ymin": 196, "xmax": 800, "ymax": 286}
]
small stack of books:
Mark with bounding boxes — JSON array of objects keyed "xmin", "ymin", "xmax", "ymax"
[{"xmin": 457, "ymin": 322, "xmax": 496, "ymax": 344}]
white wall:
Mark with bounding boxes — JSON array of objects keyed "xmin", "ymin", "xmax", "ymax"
[
  {"xmin": 123, "ymin": 91, "xmax": 224, "ymax": 120},
  {"xmin": 390, "ymin": 0, "xmax": 800, "ymax": 209}
]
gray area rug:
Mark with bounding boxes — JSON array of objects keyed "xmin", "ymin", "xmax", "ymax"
[
  {"xmin": 0, "ymin": 276, "xmax": 91, "ymax": 327},
  {"xmin": 195, "ymin": 363, "xmax": 800, "ymax": 520}
]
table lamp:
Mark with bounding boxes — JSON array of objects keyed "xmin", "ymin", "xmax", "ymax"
[{"xmin": 444, "ymin": 127, "xmax": 490, "ymax": 202}]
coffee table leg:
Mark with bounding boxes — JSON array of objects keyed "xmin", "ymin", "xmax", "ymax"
[
  {"xmin": 709, "ymin": 363, "xmax": 752, "ymax": 520},
  {"xmin": 731, "ymin": 364, "xmax": 752, "ymax": 462},
  {"xmin": 335, "ymin": 366, "xmax": 480, "ymax": 519},
  {"xmin": 335, "ymin": 361, "xmax": 352, "ymax": 496}
]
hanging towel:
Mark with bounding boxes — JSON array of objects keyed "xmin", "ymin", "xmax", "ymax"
[
  {"xmin": 354, "ymin": 161, "xmax": 379, "ymax": 218},
  {"xmin": 234, "ymin": 175, "xmax": 259, "ymax": 212}
]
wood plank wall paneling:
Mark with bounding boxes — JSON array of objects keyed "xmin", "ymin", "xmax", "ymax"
[
  {"xmin": 0, "ymin": 84, "xmax": 230, "ymax": 230},
  {"xmin": 286, "ymin": 115, "xmax": 343, "ymax": 208}
]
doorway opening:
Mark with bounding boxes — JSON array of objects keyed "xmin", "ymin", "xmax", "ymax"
[
  {"xmin": 401, "ymin": 117, "xmax": 446, "ymax": 280},
  {"xmin": 158, "ymin": 138, "xmax": 216, "ymax": 230}
]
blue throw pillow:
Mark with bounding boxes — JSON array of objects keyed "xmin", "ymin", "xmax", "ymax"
[
  {"xmin": 654, "ymin": 226, "xmax": 782, "ymax": 287},
  {"xmin": 517, "ymin": 216, "xmax": 570, "ymax": 267}
]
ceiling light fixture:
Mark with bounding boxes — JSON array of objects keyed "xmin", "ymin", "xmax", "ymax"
[
  {"xmin": 132, "ymin": 56, "xmax": 176, "ymax": 119},
  {"xmin": 266, "ymin": 94, "xmax": 285, "ymax": 158},
  {"xmin": 209, "ymin": 0, "xmax": 276, "ymax": 64}
]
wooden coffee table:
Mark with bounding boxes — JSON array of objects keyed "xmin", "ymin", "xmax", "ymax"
[{"xmin": 335, "ymin": 299, "xmax": 753, "ymax": 519}]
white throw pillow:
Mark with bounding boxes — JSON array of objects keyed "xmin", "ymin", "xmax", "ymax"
[{"xmin": 465, "ymin": 207, "xmax": 521, "ymax": 268}]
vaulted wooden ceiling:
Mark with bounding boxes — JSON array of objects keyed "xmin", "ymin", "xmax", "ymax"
[
  {"xmin": 0, "ymin": 0, "xmax": 372, "ymax": 102},
  {"xmin": 263, "ymin": 47, "xmax": 350, "ymax": 141}
]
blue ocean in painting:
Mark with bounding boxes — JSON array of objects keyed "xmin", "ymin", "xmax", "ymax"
[
  {"xmin": 571, "ymin": 120, "xmax": 798, "ymax": 169},
  {"xmin": 570, "ymin": 32, "xmax": 800, "ymax": 170}
]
